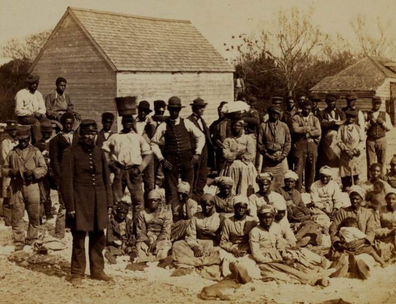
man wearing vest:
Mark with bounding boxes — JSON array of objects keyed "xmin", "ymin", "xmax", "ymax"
[
  {"xmin": 342, "ymin": 94, "xmax": 365, "ymax": 139},
  {"xmin": 365, "ymin": 96, "xmax": 393, "ymax": 177},
  {"xmin": 151, "ymin": 96, "xmax": 205, "ymax": 217},
  {"xmin": 187, "ymin": 98, "xmax": 213, "ymax": 198}
]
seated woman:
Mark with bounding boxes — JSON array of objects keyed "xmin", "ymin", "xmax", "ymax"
[
  {"xmin": 219, "ymin": 196, "xmax": 260, "ymax": 281},
  {"xmin": 248, "ymin": 173, "xmax": 286, "ymax": 221},
  {"xmin": 220, "ymin": 119, "xmax": 257, "ymax": 196},
  {"xmin": 249, "ymin": 205, "xmax": 332, "ymax": 286},
  {"xmin": 212, "ymin": 176, "xmax": 235, "ymax": 217},
  {"xmin": 272, "ymin": 200, "xmax": 297, "ymax": 247},
  {"xmin": 172, "ymin": 194, "xmax": 222, "ymax": 267},
  {"xmin": 275, "ymin": 170, "xmax": 311, "ymax": 223},
  {"xmin": 171, "ymin": 181, "xmax": 201, "ymax": 242},
  {"xmin": 135, "ymin": 190, "xmax": 172, "ymax": 262},
  {"xmin": 361, "ymin": 163, "xmax": 392, "ymax": 206},
  {"xmin": 329, "ymin": 186, "xmax": 379, "ymax": 280},
  {"xmin": 374, "ymin": 188, "xmax": 396, "ymax": 262},
  {"xmin": 309, "ymin": 165, "xmax": 342, "ymax": 228}
]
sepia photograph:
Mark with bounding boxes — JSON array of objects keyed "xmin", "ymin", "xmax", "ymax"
[{"xmin": 1, "ymin": 0, "xmax": 396, "ymax": 303}]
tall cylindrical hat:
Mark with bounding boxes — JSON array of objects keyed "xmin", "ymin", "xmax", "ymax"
[{"xmin": 115, "ymin": 96, "xmax": 137, "ymax": 116}]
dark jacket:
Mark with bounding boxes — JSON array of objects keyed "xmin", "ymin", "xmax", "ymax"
[
  {"xmin": 49, "ymin": 132, "xmax": 79, "ymax": 182},
  {"xmin": 60, "ymin": 143, "xmax": 113, "ymax": 232},
  {"xmin": 318, "ymin": 108, "xmax": 346, "ymax": 132},
  {"xmin": 107, "ymin": 217, "xmax": 135, "ymax": 247},
  {"xmin": 96, "ymin": 129, "xmax": 114, "ymax": 148},
  {"xmin": 187, "ymin": 113, "xmax": 214, "ymax": 165}
]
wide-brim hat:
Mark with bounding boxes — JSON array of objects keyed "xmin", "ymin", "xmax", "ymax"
[
  {"xmin": 190, "ymin": 97, "xmax": 207, "ymax": 107},
  {"xmin": 5, "ymin": 120, "xmax": 18, "ymax": 131},
  {"xmin": 138, "ymin": 100, "xmax": 152, "ymax": 113},
  {"xmin": 115, "ymin": 96, "xmax": 137, "ymax": 116},
  {"xmin": 16, "ymin": 125, "xmax": 31, "ymax": 140},
  {"xmin": 40, "ymin": 119, "xmax": 53, "ymax": 132},
  {"xmin": 168, "ymin": 96, "xmax": 185, "ymax": 108}
]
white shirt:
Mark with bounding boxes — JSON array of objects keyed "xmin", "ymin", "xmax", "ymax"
[
  {"xmin": 15, "ymin": 88, "xmax": 46, "ymax": 117},
  {"xmin": 150, "ymin": 117, "xmax": 205, "ymax": 161},
  {"xmin": 102, "ymin": 131, "xmax": 152, "ymax": 166}
]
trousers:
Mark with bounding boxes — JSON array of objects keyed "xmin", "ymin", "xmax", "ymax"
[
  {"xmin": 366, "ymin": 137, "xmax": 387, "ymax": 178},
  {"xmin": 71, "ymin": 230, "xmax": 105, "ymax": 276},
  {"xmin": 293, "ymin": 140, "xmax": 318, "ymax": 192},
  {"xmin": 11, "ymin": 183, "xmax": 40, "ymax": 245},
  {"xmin": 163, "ymin": 151, "xmax": 194, "ymax": 217},
  {"xmin": 17, "ymin": 115, "xmax": 42, "ymax": 144}
]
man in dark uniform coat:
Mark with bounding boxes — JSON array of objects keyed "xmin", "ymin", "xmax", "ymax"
[
  {"xmin": 61, "ymin": 120, "xmax": 113, "ymax": 286},
  {"xmin": 187, "ymin": 97, "xmax": 213, "ymax": 198}
]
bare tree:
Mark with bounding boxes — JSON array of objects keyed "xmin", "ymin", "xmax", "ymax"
[
  {"xmin": 351, "ymin": 14, "xmax": 396, "ymax": 58},
  {"xmin": 2, "ymin": 30, "xmax": 51, "ymax": 62}
]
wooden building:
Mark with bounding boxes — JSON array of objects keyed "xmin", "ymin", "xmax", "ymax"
[
  {"xmin": 310, "ymin": 56, "xmax": 396, "ymax": 122},
  {"xmin": 29, "ymin": 7, "xmax": 234, "ymax": 128}
]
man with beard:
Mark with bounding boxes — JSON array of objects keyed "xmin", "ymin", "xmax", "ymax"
[
  {"xmin": 61, "ymin": 120, "xmax": 113, "ymax": 285},
  {"xmin": 15, "ymin": 75, "xmax": 46, "ymax": 144}
]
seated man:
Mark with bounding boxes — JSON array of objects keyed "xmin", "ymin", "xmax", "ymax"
[
  {"xmin": 384, "ymin": 156, "xmax": 396, "ymax": 188},
  {"xmin": 219, "ymin": 196, "xmax": 259, "ymax": 281},
  {"xmin": 45, "ymin": 77, "xmax": 81, "ymax": 130},
  {"xmin": 135, "ymin": 190, "xmax": 172, "ymax": 262},
  {"xmin": 105, "ymin": 201, "xmax": 136, "ymax": 264},
  {"xmin": 362, "ymin": 163, "xmax": 392, "ymax": 206},
  {"xmin": 310, "ymin": 166, "xmax": 342, "ymax": 226},
  {"xmin": 172, "ymin": 194, "xmax": 222, "ymax": 267},
  {"xmin": 15, "ymin": 75, "xmax": 46, "ymax": 144}
]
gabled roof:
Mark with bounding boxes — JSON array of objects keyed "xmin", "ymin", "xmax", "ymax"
[
  {"xmin": 311, "ymin": 56, "xmax": 396, "ymax": 92},
  {"xmin": 31, "ymin": 7, "xmax": 234, "ymax": 73}
]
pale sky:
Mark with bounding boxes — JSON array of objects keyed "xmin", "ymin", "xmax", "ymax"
[{"xmin": 1, "ymin": 0, "xmax": 396, "ymax": 59}]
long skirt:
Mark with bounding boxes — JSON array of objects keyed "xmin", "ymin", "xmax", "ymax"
[
  {"xmin": 221, "ymin": 160, "xmax": 258, "ymax": 196},
  {"xmin": 171, "ymin": 219, "xmax": 191, "ymax": 242},
  {"xmin": 172, "ymin": 239, "xmax": 221, "ymax": 267}
]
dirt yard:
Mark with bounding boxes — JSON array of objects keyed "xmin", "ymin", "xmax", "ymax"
[{"xmin": 1, "ymin": 129, "xmax": 396, "ymax": 304}]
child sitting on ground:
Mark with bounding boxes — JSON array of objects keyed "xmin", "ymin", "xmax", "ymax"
[
  {"xmin": 105, "ymin": 201, "xmax": 137, "ymax": 264},
  {"xmin": 339, "ymin": 217, "xmax": 386, "ymax": 267}
]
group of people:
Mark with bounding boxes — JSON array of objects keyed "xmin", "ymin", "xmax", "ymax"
[{"xmin": 1, "ymin": 74, "xmax": 396, "ymax": 288}]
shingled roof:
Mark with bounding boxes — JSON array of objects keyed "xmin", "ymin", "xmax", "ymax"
[
  {"xmin": 33, "ymin": 7, "xmax": 233, "ymax": 73},
  {"xmin": 311, "ymin": 56, "xmax": 396, "ymax": 93}
]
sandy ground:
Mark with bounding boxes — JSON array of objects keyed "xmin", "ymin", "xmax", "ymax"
[{"xmin": 1, "ymin": 130, "xmax": 396, "ymax": 304}]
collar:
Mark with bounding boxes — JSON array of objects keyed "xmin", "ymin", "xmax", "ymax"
[
  {"xmin": 170, "ymin": 117, "xmax": 181, "ymax": 124},
  {"xmin": 61, "ymin": 131, "xmax": 74, "ymax": 136}
]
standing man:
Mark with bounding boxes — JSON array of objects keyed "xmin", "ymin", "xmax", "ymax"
[
  {"xmin": 187, "ymin": 97, "xmax": 213, "ymax": 198},
  {"xmin": 135, "ymin": 100, "xmax": 156, "ymax": 202},
  {"xmin": 317, "ymin": 94, "xmax": 346, "ymax": 173},
  {"xmin": 291, "ymin": 100, "xmax": 321, "ymax": 192},
  {"xmin": 310, "ymin": 95, "xmax": 322, "ymax": 118},
  {"xmin": 15, "ymin": 74, "xmax": 46, "ymax": 144},
  {"xmin": 0, "ymin": 121, "xmax": 18, "ymax": 225},
  {"xmin": 365, "ymin": 96, "xmax": 393, "ymax": 176},
  {"xmin": 61, "ymin": 120, "xmax": 113, "ymax": 285},
  {"xmin": 96, "ymin": 112, "xmax": 115, "ymax": 148},
  {"xmin": 2, "ymin": 125, "xmax": 47, "ymax": 251},
  {"xmin": 102, "ymin": 97, "xmax": 153, "ymax": 224},
  {"xmin": 283, "ymin": 96, "xmax": 298, "ymax": 170},
  {"xmin": 264, "ymin": 97, "xmax": 284, "ymax": 122},
  {"xmin": 151, "ymin": 96, "xmax": 205, "ymax": 217},
  {"xmin": 258, "ymin": 106, "xmax": 291, "ymax": 188},
  {"xmin": 50, "ymin": 113, "xmax": 79, "ymax": 238}
]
